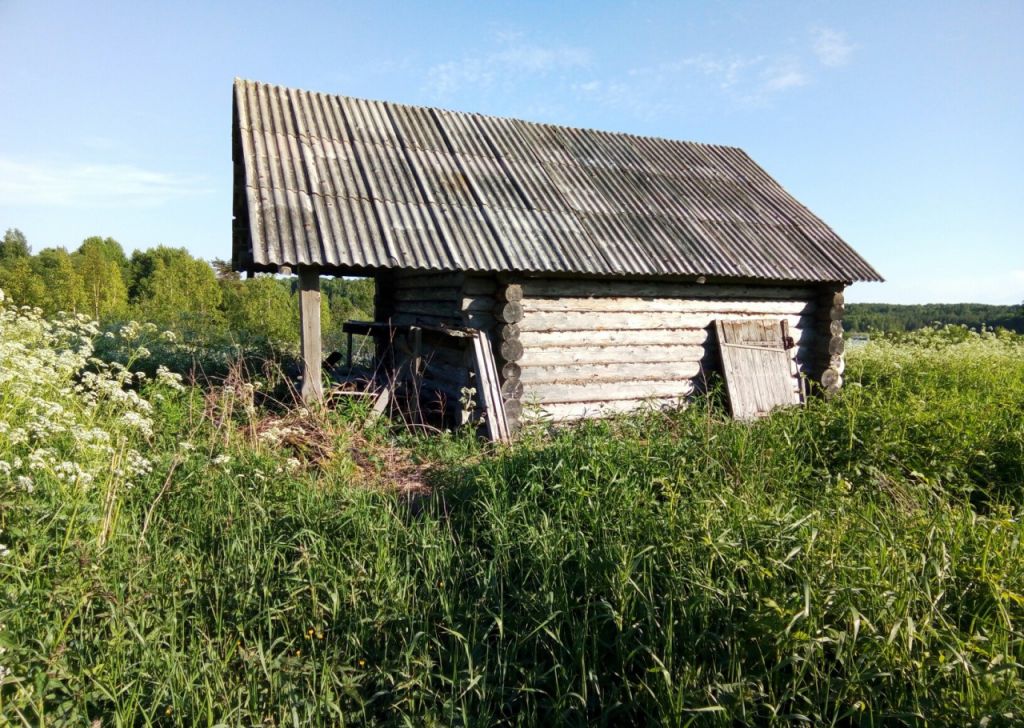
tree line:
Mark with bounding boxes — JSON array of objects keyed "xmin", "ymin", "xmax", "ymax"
[
  {"xmin": 845, "ymin": 302, "xmax": 1024, "ymax": 334},
  {"xmin": 0, "ymin": 228, "xmax": 374, "ymax": 354}
]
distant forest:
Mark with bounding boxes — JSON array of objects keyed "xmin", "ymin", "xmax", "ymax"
[
  {"xmin": 0, "ymin": 227, "xmax": 374, "ymax": 355},
  {"xmin": 846, "ymin": 302, "xmax": 1024, "ymax": 333},
  {"xmin": 4, "ymin": 227, "xmax": 1022, "ymax": 341}
]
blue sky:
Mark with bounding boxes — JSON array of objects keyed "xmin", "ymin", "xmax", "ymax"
[{"xmin": 1, "ymin": 0, "xmax": 1021, "ymax": 304}]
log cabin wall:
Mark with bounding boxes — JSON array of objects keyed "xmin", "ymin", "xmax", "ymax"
[
  {"xmin": 511, "ymin": 277, "xmax": 825, "ymax": 421},
  {"xmin": 375, "ymin": 270, "xmax": 503, "ymax": 422}
]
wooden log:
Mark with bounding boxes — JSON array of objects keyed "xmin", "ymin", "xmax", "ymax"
[
  {"xmin": 498, "ymin": 323, "xmax": 521, "ymax": 341},
  {"xmin": 828, "ymin": 336, "xmax": 845, "ymax": 356},
  {"xmin": 392, "ymin": 312, "xmax": 461, "ymax": 327},
  {"xmin": 816, "ymin": 304, "xmax": 845, "ymax": 322},
  {"xmin": 501, "ymin": 361, "xmax": 522, "ymax": 380},
  {"xmin": 520, "ymin": 279, "xmax": 817, "ymax": 301},
  {"xmin": 498, "ymin": 283, "xmax": 524, "ymax": 302},
  {"xmin": 298, "ymin": 268, "xmax": 323, "ymax": 404},
  {"xmin": 392, "ymin": 288, "xmax": 461, "ymax": 303},
  {"xmin": 520, "ymin": 344, "xmax": 705, "ymax": 367},
  {"xmin": 521, "ymin": 297, "xmax": 814, "ymax": 316},
  {"xmin": 392, "ymin": 301, "xmax": 468, "ymax": 318},
  {"xmin": 821, "ymin": 368, "xmax": 842, "ymax": 389},
  {"xmin": 523, "ymin": 379, "xmax": 696, "ymax": 404},
  {"xmin": 520, "ymin": 311, "xmax": 812, "ymax": 333},
  {"xmin": 520, "ymin": 361, "xmax": 701, "ymax": 385},
  {"xmin": 829, "ymin": 320, "xmax": 844, "ymax": 337},
  {"xmin": 502, "ymin": 398, "xmax": 523, "ymax": 420},
  {"xmin": 500, "ymin": 377, "xmax": 524, "ymax": 399},
  {"xmin": 462, "ymin": 277, "xmax": 498, "ymax": 296},
  {"xmin": 494, "ymin": 301, "xmax": 524, "ymax": 323},
  {"xmin": 536, "ymin": 397, "xmax": 687, "ymax": 422},
  {"xmin": 394, "ymin": 271, "xmax": 464, "ymax": 289},
  {"xmin": 499, "ymin": 338, "xmax": 524, "ymax": 362},
  {"xmin": 519, "ymin": 327, "xmax": 709, "ymax": 348}
]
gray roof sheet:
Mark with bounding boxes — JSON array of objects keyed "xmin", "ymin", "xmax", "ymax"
[{"xmin": 232, "ymin": 79, "xmax": 881, "ymax": 282}]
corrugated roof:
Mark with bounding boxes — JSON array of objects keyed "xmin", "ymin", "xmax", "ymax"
[{"xmin": 232, "ymin": 79, "xmax": 882, "ymax": 282}]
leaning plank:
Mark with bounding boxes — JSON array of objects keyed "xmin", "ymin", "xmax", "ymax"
[
  {"xmin": 715, "ymin": 319, "xmax": 799, "ymax": 419},
  {"xmin": 470, "ymin": 330, "xmax": 510, "ymax": 442}
]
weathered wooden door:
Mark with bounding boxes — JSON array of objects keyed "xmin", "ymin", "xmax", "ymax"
[{"xmin": 715, "ymin": 319, "xmax": 799, "ymax": 419}]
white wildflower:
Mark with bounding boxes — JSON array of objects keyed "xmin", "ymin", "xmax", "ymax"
[
  {"xmin": 212, "ymin": 454, "xmax": 232, "ymax": 466},
  {"xmin": 16, "ymin": 476, "xmax": 33, "ymax": 492},
  {"xmin": 120, "ymin": 411, "xmax": 154, "ymax": 437}
]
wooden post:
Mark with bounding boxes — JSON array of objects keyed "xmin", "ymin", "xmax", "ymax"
[{"xmin": 298, "ymin": 267, "xmax": 323, "ymax": 404}]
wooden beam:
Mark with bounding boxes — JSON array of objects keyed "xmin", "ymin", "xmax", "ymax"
[{"xmin": 298, "ymin": 268, "xmax": 323, "ymax": 404}]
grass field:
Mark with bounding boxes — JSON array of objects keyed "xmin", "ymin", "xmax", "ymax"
[{"xmin": 1, "ymin": 293, "xmax": 1023, "ymax": 726}]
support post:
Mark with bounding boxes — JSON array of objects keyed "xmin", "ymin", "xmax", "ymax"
[{"xmin": 298, "ymin": 267, "xmax": 323, "ymax": 404}]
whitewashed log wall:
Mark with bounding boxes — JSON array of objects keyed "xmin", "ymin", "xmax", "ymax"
[
  {"xmin": 513, "ymin": 278, "xmax": 823, "ymax": 421},
  {"xmin": 375, "ymin": 271, "xmax": 843, "ymax": 425}
]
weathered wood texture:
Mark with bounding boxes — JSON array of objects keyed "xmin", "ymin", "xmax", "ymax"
[
  {"xmin": 715, "ymin": 319, "xmax": 800, "ymax": 419},
  {"xmin": 298, "ymin": 268, "xmax": 323, "ymax": 403},
  {"xmin": 384, "ymin": 271, "xmax": 515, "ymax": 428},
  {"xmin": 809, "ymin": 284, "xmax": 846, "ymax": 396},
  {"xmin": 517, "ymin": 278, "xmax": 820, "ymax": 420}
]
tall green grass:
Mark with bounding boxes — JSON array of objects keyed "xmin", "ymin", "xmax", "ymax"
[{"xmin": 1, "ymin": 300, "xmax": 1022, "ymax": 726}]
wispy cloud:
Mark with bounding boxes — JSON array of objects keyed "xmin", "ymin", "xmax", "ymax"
[
  {"xmin": 759, "ymin": 62, "xmax": 809, "ymax": 93},
  {"xmin": 0, "ymin": 158, "xmax": 210, "ymax": 208},
  {"xmin": 811, "ymin": 27, "xmax": 855, "ymax": 67},
  {"xmin": 576, "ymin": 51, "xmax": 809, "ymax": 115},
  {"xmin": 424, "ymin": 35, "xmax": 591, "ymax": 97}
]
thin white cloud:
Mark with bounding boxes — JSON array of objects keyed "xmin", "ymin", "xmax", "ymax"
[
  {"xmin": 759, "ymin": 63, "xmax": 809, "ymax": 93},
  {"xmin": 0, "ymin": 158, "xmax": 210, "ymax": 208},
  {"xmin": 580, "ymin": 52, "xmax": 808, "ymax": 114},
  {"xmin": 424, "ymin": 36, "xmax": 591, "ymax": 97},
  {"xmin": 812, "ymin": 27, "xmax": 855, "ymax": 67}
]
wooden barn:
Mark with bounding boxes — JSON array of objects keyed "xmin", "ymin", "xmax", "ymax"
[{"xmin": 231, "ymin": 79, "xmax": 881, "ymax": 433}]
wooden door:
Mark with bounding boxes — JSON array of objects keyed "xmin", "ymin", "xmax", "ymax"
[{"xmin": 715, "ymin": 319, "xmax": 799, "ymax": 419}]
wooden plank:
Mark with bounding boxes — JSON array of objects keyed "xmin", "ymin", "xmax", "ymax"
[
  {"xmin": 520, "ymin": 311, "xmax": 812, "ymax": 332},
  {"xmin": 520, "ymin": 344, "xmax": 705, "ymax": 367},
  {"xmin": 298, "ymin": 268, "xmax": 323, "ymax": 403},
  {"xmin": 520, "ymin": 361, "xmax": 701, "ymax": 385},
  {"xmin": 470, "ymin": 330, "xmax": 510, "ymax": 442},
  {"xmin": 715, "ymin": 319, "xmax": 799, "ymax": 419}
]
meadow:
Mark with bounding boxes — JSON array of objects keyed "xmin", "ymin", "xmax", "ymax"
[{"xmin": 1, "ymin": 290, "xmax": 1022, "ymax": 726}]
